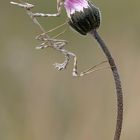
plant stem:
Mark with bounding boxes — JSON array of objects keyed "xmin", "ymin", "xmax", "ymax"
[{"xmin": 91, "ymin": 29, "xmax": 123, "ymax": 140}]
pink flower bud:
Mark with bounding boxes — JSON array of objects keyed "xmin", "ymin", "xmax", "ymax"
[{"xmin": 64, "ymin": 0, "xmax": 101, "ymax": 35}]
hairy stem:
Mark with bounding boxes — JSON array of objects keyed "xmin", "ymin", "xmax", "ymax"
[{"xmin": 91, "ymin": 29, "xmax": 123, "ymax": 140}]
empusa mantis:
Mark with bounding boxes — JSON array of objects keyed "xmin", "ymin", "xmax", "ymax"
[
  {"xmin": 10, "ymin": 0, "xmax": 107, "ymax": 77},
  {"xmin": 10, "ymin": 1, "xmax": 123, "ymax": 140}
]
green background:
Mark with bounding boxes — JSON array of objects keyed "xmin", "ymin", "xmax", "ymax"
[{"xmin": 0, "ymin": 0, "xmax": 140, "ymax": 140}]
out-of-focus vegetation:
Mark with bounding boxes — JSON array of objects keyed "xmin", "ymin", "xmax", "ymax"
[{"xmin": 0, "ymin": 0, "xmax": 140, "ymax": 140}]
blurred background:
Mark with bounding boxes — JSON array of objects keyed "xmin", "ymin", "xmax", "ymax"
[{"xmin": 0, "ymin": 0, "xmax": 140, "ymax": 140}]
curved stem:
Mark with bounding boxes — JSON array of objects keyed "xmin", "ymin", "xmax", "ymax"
[{"xmin": 91, "ymin": 29, "xmax": 123, "ymax": 140}]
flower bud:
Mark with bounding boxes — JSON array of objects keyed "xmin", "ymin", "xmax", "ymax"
[{"xmin": 64, "ymin": 0, "xmax": 101, "ymax": 35}]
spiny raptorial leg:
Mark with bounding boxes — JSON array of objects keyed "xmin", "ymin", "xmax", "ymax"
[
  {"xmin": 10, "ymin": 1, "xmax": 34, "ymax": 9},
  {"xmin": 28, "ymin": 0, "xmax": 63, "ymax": 17}
]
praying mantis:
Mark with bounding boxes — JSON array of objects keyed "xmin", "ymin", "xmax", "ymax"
[{"xmin": 10, "ymin": 0, "xmax": 107, "ymax": 77}]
